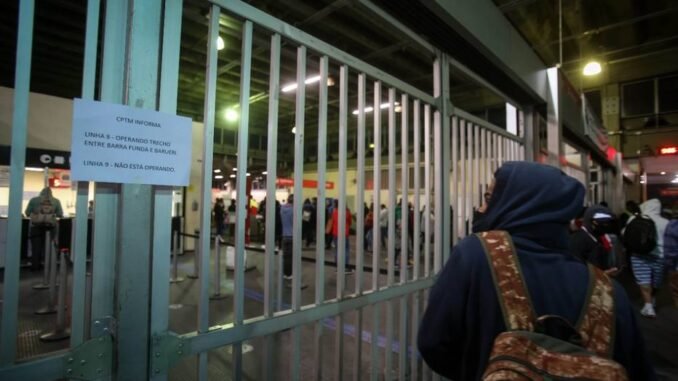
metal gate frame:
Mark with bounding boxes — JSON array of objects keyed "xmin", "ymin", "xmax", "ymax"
[{"xmin": 0, "ymin": 1, "xmax": 528, "ymax": 380}]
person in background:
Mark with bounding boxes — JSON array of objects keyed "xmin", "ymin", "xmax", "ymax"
[
  {"xmin": 619, "ymin": 200, "xmax": 640, "ymax": 229},
  {"xmin": 626, "ymin": 199, "xmax": 669, "ymax": 318},
  {"xmin": 25, "ymin": 187, "xmax": 64, "ymax": 271},
  {"xmin": 329, "ymin": 199, "xmax": 353, "ymax": 274},
  {"xmin": 664, "ymin": 217, "xmax": 678, "ymax": 308},
  {"xmin": 379, "ymin": 204, "xmax": 388, "ymax": 249},
  {"xmin": 365, "ymin": 204, "xmax": 374, "ymax": 252},
  {"xmin": 280, "ymin": 194, "xmax": 295, "ymax": 281},
  {"xmin": 325, "ymin": 199, "xmax": 334, "ymax": 250},
  {"xmin": 418, "ymin": 162, "xmax": 654, "ymax": 380},
  {"xmin": 213, "ymin": 198, "xmax": 225, "ymax": 238},
  {"xmin": 302, "ymin": 198, "xmax": 314, "ymax": 247},
  {"xmin": 569, "ymin": 205, "xmax": 617, "ymax": 272},
  {"xmin": 227, "ymin": 199, "xmax": 236, "ymax": 237}
]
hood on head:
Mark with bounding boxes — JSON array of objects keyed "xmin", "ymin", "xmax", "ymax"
[
  {"xmin": 474, "ymin": 161, "xmax": 585, "ymax": 232},
  {"xmin": 640, "ymin": 199, "xmax": 662, "ymax": 217}
]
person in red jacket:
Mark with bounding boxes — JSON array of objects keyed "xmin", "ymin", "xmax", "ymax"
[{"xmin": 329, "ymin": 199, "xmax": 353, "ymax": 274}]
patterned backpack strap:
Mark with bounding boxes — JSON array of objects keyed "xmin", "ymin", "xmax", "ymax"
[
  {"xmin": 477, "ymin": 231, "xmax": 536, "ymax": 331},
  {"xmin": 576, "ymin": 265, "xmax": 616, "ymax": 358}
]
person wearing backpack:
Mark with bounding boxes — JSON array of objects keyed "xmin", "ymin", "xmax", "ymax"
[
  {"xmin": 24, "ymin": 187, "xmax": 64, "ymax": 271},
  {"xmin": 418, "ymin": 162, "xmax": 655, "ymax": 381},
  {"xmin": 624, "ymin": 199, "xmax": 669, "ymax": 318}
]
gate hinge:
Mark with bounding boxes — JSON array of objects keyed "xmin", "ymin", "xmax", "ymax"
[
  {"xmin": 150, "ymin": 332, "xmax": 187, "ymax": 375},
  {"xmin": 63, "ymin": 334, "xmax": 113, "ymax": 380}
]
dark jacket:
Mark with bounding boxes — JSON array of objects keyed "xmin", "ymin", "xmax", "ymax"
[
  {"xmin": 569, "ymin": 205, "xmax": 614, "ymax": 270},
  {"xmin": 417, "ymin": 161, "xmax": 655, "ymax": 381}
]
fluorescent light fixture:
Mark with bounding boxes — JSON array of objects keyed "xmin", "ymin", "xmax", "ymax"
[
  {"xmin": 352, "ymin": 102, "xmax": 399, "ymax": 115},
  {"xmin": 582, "ymin": 61, "xmax": 602, "ymax": 76},
  {"xmin": 230, "ymin": 174, "xmax": 236, "ymax": 178},
  {"xmin": 224, "ymin": 108, "xmax": 238, "ymax": 122},
  {"xmin": 217, "ymin": 36, "xmax": 225, "ymax": 51},
  {"xmin": 369, "ymin": 143, "xmax": 375, "ymax": 149},
  {"xmin": 291, "ymin": 127, "xmax": 296, "ymax": 134},
  {"xmin": 25, "ymin": 167, "xmax": 45, "ymax": 172},
  {"xmin": 262, "ymin": 171, "xmax": 268, "ymax": 175},
  {"xmin": 214, "ymin": 169, "xmax": 221, "ymax": 173},
  {"xmin": 246, "ymin": 173, "xmax": 251, "ymax": 177},
  {"xmin": 672, "ymin": 178, "xmax": 678, "ymax": 184},
  {"xmin": 214, "ymin": 175, "xmax": 224, "ymax": 179},
  {"xmin": 281, "ymin": 75, "xmax": 321, "ymax": 93},
  {"xmin": 660, "ymin": 171, "xmax": 666, "ymax": 175},
  {"xmin": 640, "ymin": 180, "xmax": 646, "ymax": 184},
  {"xmin": 233, "ymin": 168, "xmax": 238, "ymax": 171}
]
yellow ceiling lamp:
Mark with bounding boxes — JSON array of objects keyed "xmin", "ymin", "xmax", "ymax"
[{"xmin": 582, "ymin": 61, "xmax": 602, "ymax": 76}]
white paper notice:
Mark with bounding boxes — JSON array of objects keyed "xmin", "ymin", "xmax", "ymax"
[{"xmin": 71, "ymin": 99, "xmax": 193, "ymax": 186}]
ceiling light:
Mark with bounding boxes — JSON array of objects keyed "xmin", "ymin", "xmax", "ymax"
[
  {"xmin": 224, "ymin": 108, "xmax": 238, "ymax": 122},
  {"xmin": 281, "ymin": 75, "xmax": 334, "ymax": 93},
  {"xmin": 25, "ymin": 167, "xmax": 45, "ymax": 172},
  {"xmin": 233, "ymin": 168, "xmax": 237, "ymax": 171},
  {"xmin": 352, "ymin": 102, "xmax": 399, "ymax": 115},
  {"xmin": 246, "ymin": 173, "xmax": 251, "ymax": 177},
  {"xmin": 214, "ymin": 175, "xmax": 224, "ymax": 179},
  {"xmin": 217, "ymin": 36, "xmax": 225, "ymax": 51},
  {"xmin": 640, "ymin": 180, "xmax": 646, "ymax": 184},
  {"xmin": 291, "ymin": 127, "xmax": 296, "ymax": 134},
  {"xmin": 582, "ymin": 61, "xmax": 602, "ymax": 76},
  {"xmin": 660, "ymin": 171, "xmax": 666, "ymax": 175},
  {"xmin": 369, "ymin": 143, "xmax": 375, "ymax": 149},
  {"xmin": 214, "ymin": 169, "xmax": 221, "ymax": 173},
  {"xmin": 262, "ymin": 171, "xmax": 268, "ymax": 175},
  {"xmin": 230, "ymin": 174, "xmax": 236, "ymax": 178}
]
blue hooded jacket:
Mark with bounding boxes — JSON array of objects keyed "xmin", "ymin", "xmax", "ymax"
[{"xmin": 417, "ymin": 162, "xmax": 655, "ymax": 380}]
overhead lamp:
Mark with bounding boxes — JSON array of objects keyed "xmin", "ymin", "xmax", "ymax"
[
  {"xmin": 215, "ymin": 175, "xmax": 224, "ymax": 179},
  {"xmin": 246, "ymin": 173, "xmax": 251, "ymax": 177},
  {"xmin": 369, "ymin": 143, "xmax": 375, "ymax": 149},
  {"xmin": 217, "ymin": 36, "xmax": 225, "ymax": 51},
  {"xmin": 281, "ymin": 75, "xmax": 334, "ymax": 93},
  {"xmin": 230, "ymin": 174, "xmax": 236, "ymax": 178},
  {"xmin": 672, "ymin": 177, "xmax": 678, "ymax": 184},
  {"xmin": 661, "ymin": 171, "xmax": 666, "ymax": 175},
  {"xmin": 582, "ymin": 61, "xmax": 602, "ymax": 76},
  {"xmin": 224, "ymin": 108, "xmax": 239, "ymax": 122},
  {"xmin": 26, "ymin": 167, "xmax": 45, "ymax": 172},
  {"xmin": 214, "ymin": 169, "xmax": 221, "ymax": 173},
  {"xmin": 291, "ymin": 127, "xmax": 296, "ymax": 134},
  {"xmin": 262, "ymin": 171, "xmax": 268, "ymax": 175},
  {"xmin": 640, "ymin": 180, "xmax": 646, "ymax": 184},
  {"xmin": 352, "ymin": 102, "xmax": 400, "ymax": 115}
]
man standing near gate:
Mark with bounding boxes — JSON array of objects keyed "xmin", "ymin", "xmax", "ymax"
[{"xmin": 25, "ymin": 187, "xmax": 64, "ymax": 271}]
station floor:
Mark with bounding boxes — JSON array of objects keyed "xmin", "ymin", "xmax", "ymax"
[{"xmin": 3, "ymin": 240, "xmax": 678, "ymax": 380}]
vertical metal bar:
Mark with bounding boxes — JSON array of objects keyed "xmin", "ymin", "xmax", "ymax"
[
  {"xmin": 411, "ymin": 291, "xmax": 420, "ymax": 381},
  {"xmin": 0, "ymin": 0, "xmax": 34, "ymax": 364},
  {"xmin": 335, "ymin": 64, "xmax": 349, "ymax": 381},
  {"xmin": 353, "ymin": 72, "xmax": 367, "ymax": 381},
  {"xmin": 398, "ymin": 95, "xmax": 409, "ymax": 381},
  {"xmin": 71, "ymin": 0, "xmax": 100, "ymax": 349},
  {"xmin": 232, "ymin": 20, "xmax": 253, "ymax": 379},
  {"xmin": 412, "ymin": 101, "xmax": 421, "ymax": 281},
  {"xmin": 313, "ymin": 54, "xmax": 328, "ymax": 381},
  {"xmin": 480, "ymin": 128, "xmax": 486, "ymax": 196},
  {"xmin": 493, "ymin": 133, "xmax": 499, "ymax": 173},
  {"xmin": 451, "ymin": 117, "xmax": 459, "ymax": 246},
  {"xmin": 356, "ymin": 74, "xmax": 367, "ymax": 294},
  {"xmin": 385, "ymin": 87, "xmax": 397, "ymax": 381},
  {"xmin": 117, "ymin": 1, "xmax": 163, "ymax": 378},
  {"xmin": 423, "ymin": 105, "xmax": 431, "ymax": 277},
  {"xmin": 370, "ymin": 81, "xmax": 382, "ymax": 381},
  {"xmin": 197, "ymin": 5, "xmax": 220, "ymax": 380},
  {"xmin": 264, "ymin": 33, "xmax": 281, "ymax": 381},
  {"xmin": 459, "ymin": 120, "xmax": 466, "ymax": 240},
  {"xmin": 91, "ymin": 0, "xmax": 125, "ymax": 343},
  {"xmin": 439, "ymin": 56, "xmax": 452, "ymax": 265},
  {"xmin": 291, "ymin": 45, "xmax": 307, "ymax": 381}
]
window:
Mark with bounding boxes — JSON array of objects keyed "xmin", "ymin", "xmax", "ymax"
[
  {"xmin": 584, "ymin": 90, "xmax": 602, "ymax": 122},
  {"xmin": 658, "ymin": 75, "xmax": 678, "ymax": 113},
  {"xmin": 213, "ymin": 128, "xmax": 222, "ymax": 144}
]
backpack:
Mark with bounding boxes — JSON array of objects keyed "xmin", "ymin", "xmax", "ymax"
[
  {"xmin": 478, "ymin": 231, "xmax": 628, "ymax": 381},
  {"xmin": 30, "ymin": 196, "xmax": 57, "ymax": 227},
  {"xmin": 623, "ymin": 215, "xmax": 657, "ymax": 256}
]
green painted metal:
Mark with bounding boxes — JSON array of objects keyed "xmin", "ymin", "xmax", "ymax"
[
  {"xmin": 0, "ymin": 0, "xmax": 34, "ymax": 365},
  {"xmin": 150, "ymin": 332, "xmax": 187, "ymax": 376},
  {"xmin": 71, "ymin": 0, "xmax": 100, "ymax": 349},
  {"xmin": 116, "ymin": 1, "xmax": 163, "ymax": 379},
  {"xmin": 63, "ymin": 335, "xmax": 114, "ymax": 381},
  {"xmin": 182, "ymin": 278, "xmax": 434, "ymax": 355},
  {"xmin": 232, "ymin": 19, "xmax": 254, "ymax": 379},
  {"xmin": 150, "ymin": 1, "xmax": 183, "ymax": 380},
  {"xmin": 197, "ymin": 5, "xmax": 220, "ymax": 380},
  {"xmin": 370, "ymin": 81, "xmax": 383, "ymax": 381}
]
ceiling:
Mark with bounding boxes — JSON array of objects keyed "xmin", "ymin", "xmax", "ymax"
[{"xmin": 1, "ymin": 0, "xmax": 676, "ymax": 161}]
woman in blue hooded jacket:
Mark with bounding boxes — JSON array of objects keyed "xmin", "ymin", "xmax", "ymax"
[{"xmin": 417, "ymin": 162, "xmax": 655, "ymax": 380}]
